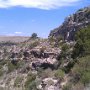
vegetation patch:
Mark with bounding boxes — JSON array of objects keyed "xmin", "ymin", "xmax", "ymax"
[
  {"xmin": 25, "ymin": 73, "xmax": 36, "ymax": 89},
  {"xmin": 54, "ymin": 69, "xmax": 65, "ymax": 79},
  {"xmin": 72, "ymin": 56, "xmax": 90, "ymax": 86},
  {"xmin": 14, "ymin": 76, "xmax": 23, "ymax": 87}
]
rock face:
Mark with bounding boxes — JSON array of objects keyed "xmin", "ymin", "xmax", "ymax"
[
  {"xmin": 0, "ymin": 38, "xmax": 62, "ymax": 90},
  {"xmin": 49, "ymin": 6, "xmax": 90, "ymax": 41}
]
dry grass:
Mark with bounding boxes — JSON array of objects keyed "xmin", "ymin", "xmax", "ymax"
[{"xmin": 0, "ymin": 36, "xmax": 30, "ymax": 43}]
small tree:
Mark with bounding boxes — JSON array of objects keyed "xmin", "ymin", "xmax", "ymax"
[
  {"xmin": 31, "ymin": 33, "xmax": 38, "ymax": 39},
  {"xmin": 59, "ymin": 44, "xmax": 70, "ymax": 60}
]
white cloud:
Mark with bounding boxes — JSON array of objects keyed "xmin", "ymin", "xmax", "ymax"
[
  {"xmin": 14, "ymin": 32, "xmax": 22, "ymax": 34},
  {"xmin": 0, "ymin": 0, "xmax": 81, "ymax": 10}
]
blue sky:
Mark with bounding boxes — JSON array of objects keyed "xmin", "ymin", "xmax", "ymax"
[{"xmin": 0, "ymin": 0, "xmax": 90, "ymax": 38}]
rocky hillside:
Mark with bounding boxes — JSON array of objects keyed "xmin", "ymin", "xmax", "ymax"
[
  {"xmin": 0, "ymin": 7, "xmax": 90, "ymax": 90},
  {"xmin": 0, "ymin": 27, "xmax": 89, "ymax": 90},
  {"xmin": 49, "ymin": 6, "xmax": 90, "ymax": 41},
  {"xmin": 0, "ymin": 38, "xmax": 62, "ymax": 90}
]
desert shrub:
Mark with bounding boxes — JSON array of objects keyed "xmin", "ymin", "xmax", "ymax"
[
  {"xmin": 0, "ymin": 60, "xmax": 8, "ymax": 66},
  {"xmin": 0, "ymin": 69, "xmax": 4, "ymax": 76},
  {"xmin": 0, "ymin": 60, "xmax": 7, "ymax": 69},
  {"xmin": 61, "ymin": 44, "xmax": 69, "ymax": 52},
  {"xmin": 25, "ymin": 73, "xmax": 36, "ymax": 88},
  {"xmin": 8, "ymin": 61, "xmax": 24, "ymax": 73},
  {"xmin": 49, "ymin": 36, "xmax": 64, "ymax": 47},
  {"xmin": 85, "ymin": 9, "xmax": 90, "ymax": 18},
  {"xmin": 49, "ymin": 36, "xmax": 56, "ymax": 43},
  {"xmin": 49, "ymin": 36, "xmax": 56, "ymax": 47},
  {"xmin": 54, "ymin": 69, "xmax": 65, "ymax": 79},
  {"xmin": 62, "ymin": 84, "xmax": 72, "ymax": 90},
  {"xmin": 27, "ymin": 81, "xmax": 37, "ymax": 90},
  {"xmin": 81, "ymin": 72, "xmax": 90, "ymax": 86},
  {"xmin": 14, "ymin": 76, "xmax": 23, "ymax": 87},
  {"xmin": 40, "ymin": 46, "xmax": 46, "ymax": 53},
  {"xmin": 0, "ymin": 60, "xmax": 9, "ymax": 75},
  {"xmin": 38, "ymin": 68, "xmax": 54, "ymax": 79},
  {"xmin": 29, "ymin": 41, "xmax": 39, "ymax": 49},
  {"xmin": 72, "ymin": 25, "xmax": 90, "ymax": 59},
  {"xmin": 8, "ymin": 62, "xmax": 17, "ymax": 72},
  {"xmin": 62, "ymin": 60, "xmax": 76, "ymax": 73},
  {"xmin": 61, "ymin": 44, "xmax": 70, "ymax": 58},
  {"xmin": 0, "ymin": 65, "xmax": 2, "ymax": 69},
  {"xmin": 72, "ymin": 56, "xmax": 90, "ymax": 86},
  {"xmin": 57, "ymin": 44, "xmax": 70, "ymax": 61}
]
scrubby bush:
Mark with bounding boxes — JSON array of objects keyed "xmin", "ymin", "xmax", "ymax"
[
  {"xmin": 40, "ymin": 46, "xmax": 46, "ymax": 53},
  {"xmin": 49, "ymin": 36, "xmax": 56, "ymax": 43},
  {"xmin": 27, "ymin": 81, "xmax": 37, "ymax": 90},
  {"xmin": 54, "ymin": 69, "xmax": 65, "ymax": 79},
  {"xmin": 29, "ymin": 41, "xmax": 39, "ymax": 49},
  {"xmin": 62, "ymin": 60, "xmax": 76, "ymax": 73},
  {"xmin": 62, "ymin": 84, "xmax": 72, "ymax": 90},
  {"xmin": 8, "ymin": 61, "xmax": 24, "ymax": 73},
  {"xmin": 72, "ymin": 56, "xmax": 90, "ymax": 86},
  {"xmin": 72, "ymin": 25, "xmax": 90, "ymax": 59},
  {"xmin": 25, "ymin": 73, "xmax": 36, "ymax": 88},
  {"xmin": 14, "ymin": 76, "xmax": 23, "ymax": 87},
  {"xmin": 0, "ymin": 69, "xmax": 4, "ymax": 76},
  {"xmin": 38, "ymin": 68, "xmax": 54, "ymax": 79},
  {"xmin": 0, "ymin": 60, "xmax": 7, "ymax": 69},
  {"xmin": 49, "ymin": 36, "xmax": 64, "ymax": 47},
  {"xmin": 57, "ymin": 44, "xmax": 70, "ymax": 61}
]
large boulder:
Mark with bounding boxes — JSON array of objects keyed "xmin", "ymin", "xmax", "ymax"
[
  {"xmin": 32, "ymin": 58, "xmax": 57, "ymax": 70},
  {"xmin": 30, "ymin": 49, "xmax": 42, "ymax": 58}
]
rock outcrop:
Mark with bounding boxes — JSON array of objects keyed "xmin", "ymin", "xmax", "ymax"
[
  {"xmin": 49, "ymin": 6, "xmax": 90, "ymax": 41},
  {"xmin": 37, "ymin": 77, "xmax": 59, "ymax": 90}
]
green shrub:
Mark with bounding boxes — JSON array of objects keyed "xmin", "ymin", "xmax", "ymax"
[
  {"xmin": 57, "ymin": 44, "xmax": 70, "ymax": 61},
  {"xmin": 25, "ymin": 73, "xmax": 36, "ymax": 88},
  {"xmin": 27, "ymin": 81, "xmax": 37, "ymax": 90},
  {"xmin": 29, "ymin": 41, "xmax": 39, "ymax": 49},
  {"xmin": 72, "ymin": 56, "xmax": 90, "ymax": 86},
  {"xmin": 62, "ymin": 84, "xmax": 71, "ymax": 90},
  {"xmin": 49, "ymin": 36, "xmax": 56, "ymax": 43},
  {"xmin": 54, "ymin": 69, "xmax": 65, "ymax": 79},
  {"xmin": 62, "ymin": 60, "xmax": 76, "ymax": 73},
  {"xmin": 0, "ymin": 60, "xmax": 8, "ymax": 67},
  {"xmin": 38, "ymin": 68, "xmax": 54, "ymax": 79},
  {"xmin": 72, "ymin": 25, "xmax": 90, "ymax": 59},
  {"xmin": 8, "ymin": 61, "xmax": 24, "ymax": 73},
  {"xmin": 14, "ymin": 76, "xmax": 23, "ymax": 87},
  {"xmin": 80, "ymin": 72, "xmax": 90, "ymax": 86},
  {"xmin": 0, "ymin": 69, "xmax": 4, "ymax": 76},
  {"xmin": 0, "ymin": 60, "xmax": 7, "ymax": 69}
]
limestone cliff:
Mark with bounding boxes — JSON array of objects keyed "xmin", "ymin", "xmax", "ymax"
[{"xmin": 49, "ymin": 6, "xmax": 90, "ymax": 41}]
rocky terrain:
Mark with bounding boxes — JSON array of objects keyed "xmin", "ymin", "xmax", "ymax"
[
  {"xmin": 0, "ymin": 38, "xmax": 62, "ymax": 90},
  {"xmin": 0, "ymin": 6, "xmax": 90, "ymax": 90},
  {"xmin": 49, "ymin": 6, "xmax": 90, "ymax": 41}
]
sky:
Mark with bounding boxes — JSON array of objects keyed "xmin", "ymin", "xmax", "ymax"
[{"xmin": 0, "ymin": 0, "xmax": 90, "ymax": 38}]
